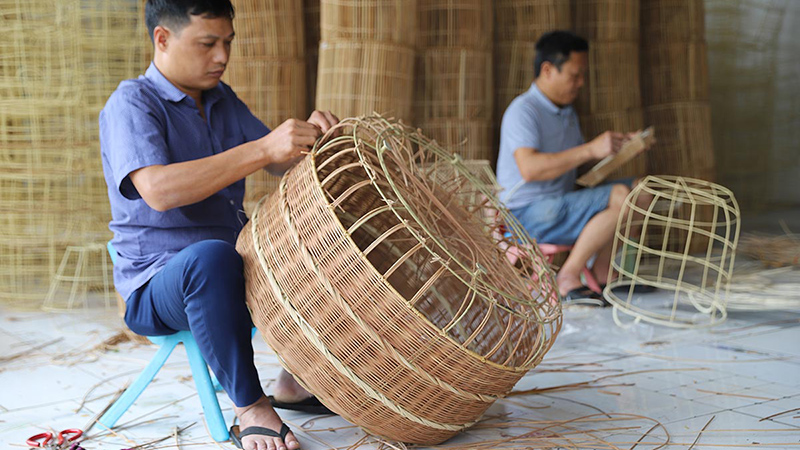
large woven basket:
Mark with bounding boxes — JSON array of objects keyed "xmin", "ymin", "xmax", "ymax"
[{"xmin": 237, "ymin": 115, "xmax": 561, "ymax": 444}]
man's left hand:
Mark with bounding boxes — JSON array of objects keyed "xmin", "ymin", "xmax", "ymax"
[{"xmin": 307, "ymin": 110, "xmax": 340, "ymax": 134}]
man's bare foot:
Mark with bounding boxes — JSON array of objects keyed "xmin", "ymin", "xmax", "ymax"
[
  {"xmin": 272, "ymin": 369, "xmax": 312, "ymax": 403},
  {"xmin": 234, "ymin": 395, "xmax": 300, "ymax": 450},
  {"xmin": 556, "ymin": 271, "xmax": 583, "ymax": 297}
]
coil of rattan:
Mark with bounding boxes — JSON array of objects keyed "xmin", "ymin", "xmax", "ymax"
[{"xmin": 237, "ymin": 115, "xmax": 561, "ymax": 444}]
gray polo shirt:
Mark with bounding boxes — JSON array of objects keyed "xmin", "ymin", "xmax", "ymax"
[{"xmin": 496, "ymin": 82, "xmax": 584, "ymax": 209}]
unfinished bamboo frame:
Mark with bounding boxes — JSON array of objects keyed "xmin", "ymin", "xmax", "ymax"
[
  {"xmin": 316, "ymin": 41, "xmax": 415, "ymax": 121},
  {"xmin": 572, "ymin": 0, "xmax": 641, "ymax": 42},
  {"xmin": 238, "ymin": 115, "xmax": 560, "ymax": 444},
  {"xmin": 574, "ymin": 41, "xmax": 641, "ymax": 115},
  {"xmin": 320, "ymin": 0, "xmax": 417, "ymax": 46},
  {"xmin": 42, "ymin": 243, "xmax": 113, "ymax": 311},
  {"xmin": 418, "ymin": 0, "xmax": 493, "ymax": 49},
  {"xmin": 604, "ymin": 176, "xmax": 740, "ymax": 328}
]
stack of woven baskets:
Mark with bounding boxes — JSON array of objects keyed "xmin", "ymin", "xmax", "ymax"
[
  {"xmin": 225, "ymin": 0, "xmax": 307, "ymax": 214},
  {"xmin": 573, "ymin": 0, "xmax": 646, "ymax": 180},
  {"xmin": 413, "ymin": 0, "xmax": 494, "ymax": 161},
  {"xmin": 237, "ymin": 115, "xmax": 561, "ymax": 444}
]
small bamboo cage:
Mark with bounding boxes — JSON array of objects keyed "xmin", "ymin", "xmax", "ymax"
[
  {"xmin": 574, "ymin": 41, "xmax": 641, "ymax": 115},
  {"xmin": 237, "ymin": 115, "xmax": 561, "ymax": 444},
  {"xmin": 572, "ymin": 0, "xmax": 641, "ymax": 42},
  {"xmin": 604, "ymin": 176, "xmax": 740, "ymax": 328},
  {"xmin": 226, "ymin": 0, "xmax": 307, "ymax": 215},
  {"xmin": 579, "ymin": 109, "xmax": 646, "ymax": 179}
]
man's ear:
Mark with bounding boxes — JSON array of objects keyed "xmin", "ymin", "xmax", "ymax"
[{"xmin": 153, "ymin": 25, "xmax": 171, "ymax": 52}]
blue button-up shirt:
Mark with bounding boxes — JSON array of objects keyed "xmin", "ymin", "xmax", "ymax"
[
  {"xmin": 100, "ymin": 63, "xmax": 270, "ymax": 300},
  {"xmin": 496, "ymin": 83, "xmax": 584, "ymax": 209}
]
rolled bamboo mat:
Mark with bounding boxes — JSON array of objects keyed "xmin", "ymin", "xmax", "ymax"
[
  {"xmin": 572, "ymin": 0, "xmax": 640, "ymax": 42},
  {"xmin": 418, "ymin": 0, "xmax": 493, "ymax": 48},
  {"xmin": 316, "ymin": 40, "xmax": 414, "ymax": 120},
  {"xmin": 320, "ymin": 0, "xmax": 417, "ymax": 46},
  {"xmin": 417, "ymin": 119, "xmax": 494, "ymax": 161},
  {"xmin": 644, "ymin": 102, "xmax": 714, "ymax": 179},
  {"xmin": 579, "ymin": 109, "xmax": 646, "ymax": 180},
  {"xmin": 640, "ymin": 0, "xmax": 705, "ymax": 44},
  {"xmin": 238, "ymin": 115, "xmax": 560, "ymax": 444},
  {"xmin": 414, "ymin": 49, "xmax": 493, "ymax": 121},
  {"xmin": 494, "ymin": 0, "xmax": 571, "ymax": 42},
  {"xmin": 641, "ymin": 42, "xmax": 709, "ymax": 105},
  {"xmin": 494, "ymin": 40, "xmax": 537, "ymax": 121},
  {"xmin": 233, "ymin": 0, "xmax": 304, "ymax": 58},
  {"xmin": 574, "ymin": 41, "xmax": 641, "ymax": 115}
]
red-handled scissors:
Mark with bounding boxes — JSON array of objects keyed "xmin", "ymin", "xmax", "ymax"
[{"xmin": 26, "ymin": 428, "xmax": 83, "ymax": 449}]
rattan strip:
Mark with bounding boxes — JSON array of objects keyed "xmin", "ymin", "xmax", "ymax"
[
  {"xmin": 603, "ymin": 176, "xmax": 739, "ymax": 328},
  {"xmin": 320, "ymin": 0, "xmax": 417, "ymax": 46}
]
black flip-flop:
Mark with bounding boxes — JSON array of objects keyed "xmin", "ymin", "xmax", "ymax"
[
  {"xmin": 600, "ymin": 283, "xmax": 657, "ymax": 294},
  {"xmin": 563, "ymin": 286, "xmax": 609, "ymax": 307},
  {"xmin": 268, "ymin": 395, "xmax": 336, "ymax": 415},
  {"xmin": 230, "ymin": 424, "xmax": 292, "ymax": 449}
]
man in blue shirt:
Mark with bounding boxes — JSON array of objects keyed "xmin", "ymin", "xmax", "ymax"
[
  {"xmin": 100, "ymin": 1, "xmax": 337, "ymax": 449},
  {"xmin": 497, "ymin": 31, "xmax": 647, "ymax": 304}
]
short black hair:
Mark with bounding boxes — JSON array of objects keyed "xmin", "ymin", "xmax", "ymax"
[
  {"xmin": 534, "ymin": 30, "xmax": 589, "ymax": 78},
  {"xmin": 145, "ymin": 0, "xmax": 235, "ymax": 42}
]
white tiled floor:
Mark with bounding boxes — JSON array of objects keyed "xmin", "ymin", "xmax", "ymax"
[{"xmin": 2, "ymin": 289, "xmax": 800, "ymax": 449}]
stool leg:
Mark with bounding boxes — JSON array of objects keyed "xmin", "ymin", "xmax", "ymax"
[
  {"xmin": 183, "ymin": 336, "xmax": 229, "ymax": 442},
  {"xmin": 97, "ymin": 338, "xmax": 178, "ymax": 430}
]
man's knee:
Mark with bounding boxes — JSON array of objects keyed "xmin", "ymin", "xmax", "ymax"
[
  {"xmin": 608, "ymin": 184, "xmax": 630, "ymax": 210},
  {"xmin": 182, "ymin": 240, "xmax": 243, "ymax": 280}
]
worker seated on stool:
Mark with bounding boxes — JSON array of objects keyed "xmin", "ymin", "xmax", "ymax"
[
  {"xmin": 100, "ymin": 1, "xmax": 339, "ymax": 449},
  {"xmin": 496, "ymin": 30, "xmax": 652, "ymax": 304}
]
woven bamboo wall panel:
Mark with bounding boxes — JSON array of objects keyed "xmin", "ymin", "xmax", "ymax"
[
  {"xmin": 641, "ymin": 42, "xmax": 709, "ymax": 105},
  {"xmin": 494, "ymin": 0, "xmax": 572, "ymax": 42},
  {"xmin": 316, "ymin": 41, "xmax": 414, "ymax": 121},
  {"xmin": 320, "ymin": 0, "xmax": 417, "ymax": 46},
  {"xmin": 414, "ymin": 49, "xmax": 493, "ymax": 121},
  {"xmin": 304, "ymin": 0, "xmax": 321, "ymax": 113},
  {"xmin": 233, "ymin": 0, "xmax": 305, "ymax": 58},
  {"xmin": 572, "ymin": 0, "xmax": 640, "ymax": 42},
  {"xmin": 579, "ymin": 109, "xmax": 646, "ymax": 180},
  {"xmin": 644, "ymin": 103, "xmax": 714, "ymax": 178},
  {"xmin": 418, "ymin": 0, "xmax": 493, "ymax": 48},
  {"xmin": 641, "ymin": 0, "xmax": 705, "ymax": 44},
  {"xmin": 238, "ymin": 116, "xmax": 560, "ymax": 444},
  {"xmin": 417, "ymin": 119, "xmax": 494, "ymax": 161},
  {"xmin": 494, "ymin": 41, "xmax": 536, "ymax": 121},
  {"xmin": 574, "ymin": 41, "xmax": 641, "ymax": 115}
]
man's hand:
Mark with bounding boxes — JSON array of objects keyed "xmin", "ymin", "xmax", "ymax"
[
  {"xmin": 307, "ymin": 110, "xmax": 340, "ymax": 135},
  {"xmin": 259, "ymin": 118, "xmax": 320, "ymax": 166},
  {"xmin": 589, "ymin": 131, "xmax": 626, "ymax": 160}
]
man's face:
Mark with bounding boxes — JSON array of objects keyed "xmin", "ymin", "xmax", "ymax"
[
  {"xmin": 543, "ymin": 51, "xmax": 588, "ymax": 106},
  {"xmin": 156, "ymin": 14, "xmax": 234, "ymax": 95}
]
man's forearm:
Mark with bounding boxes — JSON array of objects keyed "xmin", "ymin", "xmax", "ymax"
[
  {"xmin": 130, "ymin": 140, "xmax": 271, "ymax": 212},
  {"xmin": 514, "ymin": 142, "xmax": 596, "ymax": 182}
]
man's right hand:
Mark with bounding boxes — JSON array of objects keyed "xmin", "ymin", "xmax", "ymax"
[
  {"xmin": 260, "ymin": 118, "xmax": 322, "ymax": 166},
  {"xmin": 589, "ymin": 131, "xmax": 626, "ymax": 160}
]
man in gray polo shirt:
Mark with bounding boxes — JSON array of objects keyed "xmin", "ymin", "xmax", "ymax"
[{"xmin": 497, "ymin": 30, "xmax": 644, "ymax": 304}]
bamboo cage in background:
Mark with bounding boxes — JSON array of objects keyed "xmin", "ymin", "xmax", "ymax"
[
  {"xmin": 238, "ymin": 115, "xmax": 561, "ymax": 444},
  {"xmin": 1, "ymin": 0, "xmax": 146, "ymax": 306},
  {"xmin": 316, "ymin": 0, "xmax": 416, "ymax": 122},
  {"xmin": 225, "ymin": 0, "xmax": 307, "ymax": 216},
  {"xmin": 415, "ymin": 0, "xmax": 493, "ymax": 162}
]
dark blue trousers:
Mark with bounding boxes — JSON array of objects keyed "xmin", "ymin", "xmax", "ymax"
[{"xmin": 124, "ymin": 240, "xmax": 263, "ymax": 407}]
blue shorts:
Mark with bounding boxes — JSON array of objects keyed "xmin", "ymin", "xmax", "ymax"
[{"xmin": 511, "ymin": 179, "xmax": 633, "ymax": 245}]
